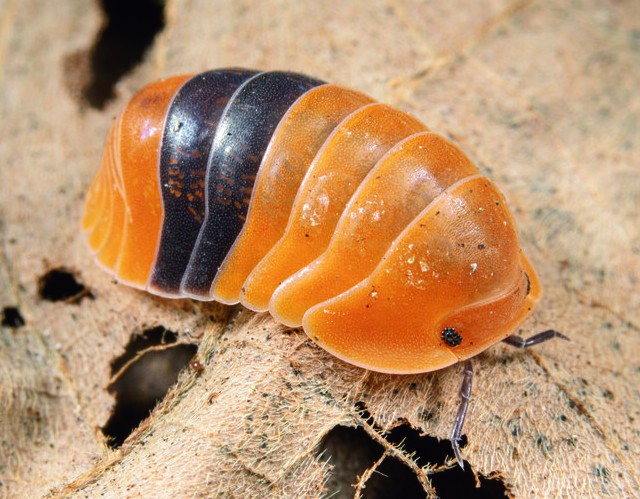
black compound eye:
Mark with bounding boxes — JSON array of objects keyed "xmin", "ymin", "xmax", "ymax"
[{"xmin": 441, "ymin": 327, "xmax": 463, "ymax": 347}]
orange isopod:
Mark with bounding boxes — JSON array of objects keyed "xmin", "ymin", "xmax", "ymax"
[{"xmin": 82, "ymin": 69, "xmax": 567, "ymax": 466}]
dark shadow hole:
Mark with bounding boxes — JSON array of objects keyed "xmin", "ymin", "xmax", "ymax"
[
  {"xmin": 355, "ymin": 399, "xmax": 375, "ymax": 426},
  {"xmin": 102, "ymin": 326, "xmax": 196, "ymax": 447},
  {"xmin": 38, "ymin": 268, "xmax": 93, "ymax": 304},
  {"xmin": 83, "ymin": 0, "xmax": 166, "ymax": 109},
  {"xmin": 357, "ymin": 400, "xmax": 465, "ymax": 466},
  {"xmin": 367, "ymin": 456, "xmax": 426, "ymax": 499},
  {"xmin": 317, "ymin": 425, "xmax": 426, "ymax": 499},
  {"xmin": 1, "ymin": 306, "xmax": 25, "ymax": 328},
  {"xmin": 385, "ymin": 423, "xmax": 465, "ymax": 467},
  {"xmin": 386, "ymin": 424, "xmax": 510, "ymax": 498},
  {"xmin": 110, "ymin": 325, "xmax": 178, "ymax": 373},
  {"xmin": 325, "ymin": 401, "xmax": 511, "ymax": 498},
  {"xmin": 430, "ymin": 465, "xmax": 512, "ymax": 498},
  {"xmin": 317, "ymin": 425, "xmax": 383, "ymax": 499}
]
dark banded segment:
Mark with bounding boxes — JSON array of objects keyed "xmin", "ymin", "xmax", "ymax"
[
  {"xmin": 180, "ymin": 71, "xmax": 325, "ymax": 298},
  {"xmin": 150, "ymin": 69, "xmax": 258, "ymax": 295}
]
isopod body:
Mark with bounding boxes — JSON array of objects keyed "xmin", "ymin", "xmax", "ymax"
[{"xmin": 83, "ymin": 68, "xmax": 542, "ymax": 374}]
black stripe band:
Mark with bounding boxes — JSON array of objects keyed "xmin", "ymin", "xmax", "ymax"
[
  {"xmin": 150, "ymin": 69, "xmax": 259, "ymax": 295},
  {"xmin": 180, "ymin": 71, "xmax": 324, "ymax": 298}
]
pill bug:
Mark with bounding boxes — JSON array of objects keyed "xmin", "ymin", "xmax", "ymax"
[{"xmin": 82, "ymin": 68, "xmax": 567, "ymax": 466}]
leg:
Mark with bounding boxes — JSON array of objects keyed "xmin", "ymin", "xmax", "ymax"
[
  {"xmin": 450, "ymin": 359, "xmax": 473, "ymax": 469},
  {"xmin": 503, "ymin": 329, "xmax": 570, "ymax": 348},
  {"xmin": 448, "ymin": 331, "xmax": 568, "ymax": 469}
]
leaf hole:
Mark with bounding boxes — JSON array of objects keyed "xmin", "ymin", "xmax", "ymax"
[
  {"xmin": 318, "ymin": 404, "xmax": 512, "ymax": 498},
  {"xmin": 102, "ymin": 326, "xmax": 197, "ymax": 447},
  {"xmin": 37, "ymin": 268, "xmax": 93, "ymax": 304},
  {"xmin": 1, "ymin": 306, "xmax": 25, "ymax": 328},
  {"xmin": 64, "ymin": 0, "xmax": 166, "ymax": 109}
]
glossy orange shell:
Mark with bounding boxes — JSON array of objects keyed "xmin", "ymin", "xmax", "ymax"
[{"xmin": 83, "ymin": 69, "xmax": 541, "ymax": 374}]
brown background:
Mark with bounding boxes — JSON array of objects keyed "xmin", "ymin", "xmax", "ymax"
[{"xmin": 0, "ymin": 0, "xmax": 638, "ymax": 497}]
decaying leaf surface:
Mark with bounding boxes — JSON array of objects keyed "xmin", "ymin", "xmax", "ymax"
[{"xmin": 0, "ymin": 0, "xmax": 638, "ymax": 497}]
